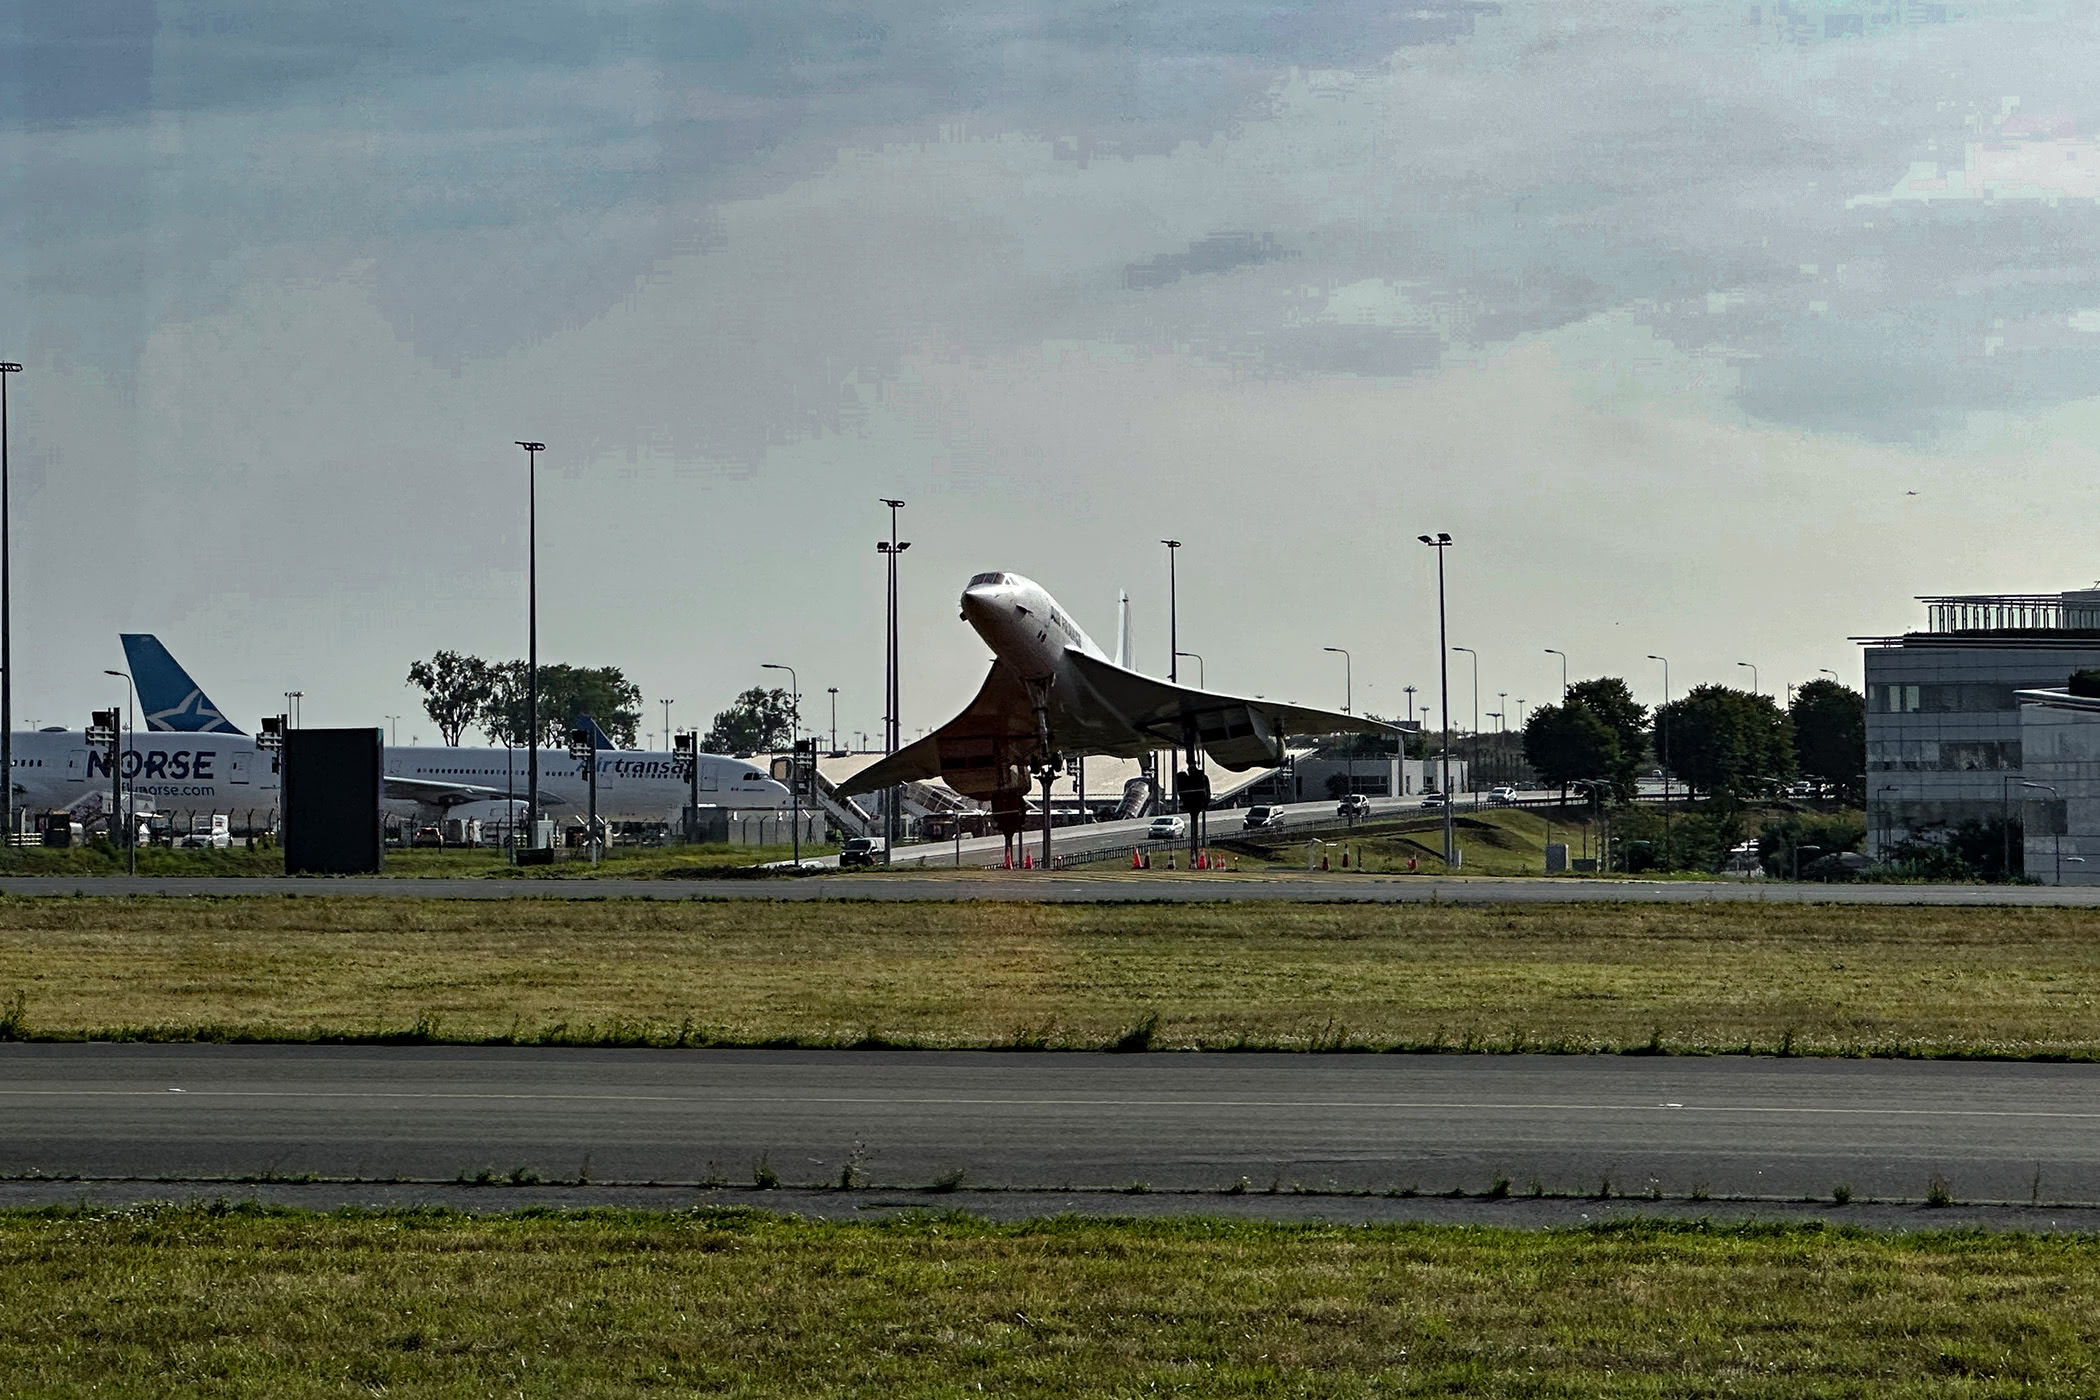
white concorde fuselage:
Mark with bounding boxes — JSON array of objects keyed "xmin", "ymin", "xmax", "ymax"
[{"xmin": 958, "ymin": 572, "xmax": 1110, "ymax": 680}]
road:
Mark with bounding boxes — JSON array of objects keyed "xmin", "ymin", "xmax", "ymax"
[
  {"xmin": 13, "ymin": 870, "xmax": 2100, "ymax": 904},
  {"xmin": 855, "ymin": 788, "xmax": 1556, "ymax": 871},
  {"xmin": 6, "ymin": 1046, "xmax": 2100, "ymax": 1210}
]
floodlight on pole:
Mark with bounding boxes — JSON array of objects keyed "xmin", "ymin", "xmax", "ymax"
[
  {"xmin": 763, "ymin": 662, "xmax": 801, "ymax": 864},
  {"xmin": 876, "ymin": 499, "xmax": 908, "ymax": 862},
  {"xmin": 104, "ymin": 669, "xmax": 135, "ymax": 875},
  {"xmin": 517, "ymin": 440, "xmax": 547, "ymax": 846},
  {"xmin": 1417, "ymin": 533, "xmax": 1456, "ymax": 867},
  {"xmin": 0, "ymin": 362, "xmax": 20, "ymax": 851},
  {"xmin": 1452, "ymin": 645, "xmax": 1478, "ymax": 794}
]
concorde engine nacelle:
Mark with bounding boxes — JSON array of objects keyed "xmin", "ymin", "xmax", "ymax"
[{"xmin": 1190, "ymin": 705, "xmax": 1285, "ymax": 772}]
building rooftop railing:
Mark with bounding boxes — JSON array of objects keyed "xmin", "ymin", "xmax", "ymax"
[{"xmin": 1918, "ymin": 595, "xmax": 2100, "ymax": 634}]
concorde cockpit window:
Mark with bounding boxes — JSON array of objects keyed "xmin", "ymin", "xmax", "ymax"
[{"xmin": 969, "ymin": 572, "xmax": 1009, "ymax": 586}]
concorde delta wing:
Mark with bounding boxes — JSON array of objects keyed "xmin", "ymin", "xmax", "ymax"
[
  {"xmin": 838, "ymin": 662, "xmax": 1045, "ymax": 801},
  {"xmin": 1063, "ymin": 649, "xmax": 1392, "ymax": 771}
]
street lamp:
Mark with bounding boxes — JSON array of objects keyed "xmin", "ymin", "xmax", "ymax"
[
  {"xmin": 517, "ymin": 440, "xmax": 547, "ymax": 845},
  {"xmin": 0, "ymin": 361, "xmax": 20, "ymax": 849},
  {"xmin": 827, "ymin": 687, "xmax": 839, "ymax": 753},
  {"xmin": 876, "ymin": 499, "xmax": 908, "ymax": 860},
  {"xmin": 762, "ymin": 662, "xmax": 801, "ymax": 865},
  {"xmin": 1417, "ymin": 533, "xmax": 1456, "ymax": 866},
  {"xmin": 1452, "ymin": 646, "xmax": 1479, "ymax": 796},
  {"xmin": 1176, "ymin": 651, "xmax": 1206, "ymax": 689},
  {"xmin": 103, "ymin": 669, "xmax": 135, "ymax": 875},
  {"xmin": 1544, "ymin": 648, "xmax": 1567, "ymax": 702},
  {"xmin": 1648, "ymin": 654, "xmax": 1671, "ymax": 865},
  {"xmin": 660, "ymin": 698, "xmax": 673, "ymax": 752},
  {"xmin": 1737, "ymin": 661, "xmax": 1758, "ymax": 695},
  {"xmin": 1162, "ymin": 539, "xmax": 1182, "ymax": 811},
  {"xmin": 1819, "ymin": 668, "xmax": 1840, "ymax": 684},
  {"xmin": 1324, "ymin": 647, "xmax": 1352, "ymax": 814}
]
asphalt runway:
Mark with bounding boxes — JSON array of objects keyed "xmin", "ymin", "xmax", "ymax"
[
  {"xmin": 7, "ymin": 1045, "xmax": 2100, "ymax": 1211},
  {"xmin": 10, "ymin": 872, "xmax": 2100, "ymax": 904}
]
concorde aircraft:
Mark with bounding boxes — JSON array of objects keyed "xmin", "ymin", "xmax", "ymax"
[{"xmin": 838, "ymin": 572, "xmax": 1392, "ymax": 848}]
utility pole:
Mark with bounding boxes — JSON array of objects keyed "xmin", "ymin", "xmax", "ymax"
[
  {"xmin": 827, "ymin": 687, "xmax": 839, "ymax": 753},
  {"xmin": 0, "ymin": 362, "xmax": 20, "ymax": 851},
  {"xmin": 1418, "ymin": 533, "xmax": 1456, "ymax": 867},
  {"xmin": 660, "ymin": 698, "xmax": 673, "ymax": 752},
  {"xmin": 517, "ymin": 441, "xmax": 546, "ymax": 847}
]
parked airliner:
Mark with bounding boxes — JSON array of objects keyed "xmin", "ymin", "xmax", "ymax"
[{"xmin": 4, "ymin": 637, "xmax": 793, "ymax": 830}]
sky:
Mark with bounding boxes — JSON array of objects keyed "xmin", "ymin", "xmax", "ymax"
[{"xmin": 6, "ymin": 0, "xmax": 2100, "ymax": 745}]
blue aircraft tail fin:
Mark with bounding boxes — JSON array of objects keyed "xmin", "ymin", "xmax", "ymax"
[
  {"xmin": 121, "ymin": 634, "xmax": 244, "ymax": 734},
  {"xmin": 570, "ymin": 713, "xmax": 618, "ymax": 750}
]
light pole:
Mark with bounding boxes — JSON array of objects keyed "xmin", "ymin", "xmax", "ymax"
[
  {"xmin": 1176, "ymin": 651, "xmax": 1206, "ymax": 689},
  {"xmin": 285, "ymin": 692, "xmax": 302, "ymax": 728},
  {"xmin": 660, "ymin": 698, "xmax": 673, "ymax": 752},
  {"xmin": 1324, "ymin": 646, "xmax": 1352, "ymax": 812},
  {"xmin": 877, "ymin": 499, "xmax": 908, "ymax": 860},
  {"xmin": 517, "ymin": 441, "xmax": 546, "ymax": 845},
  {"xmin": 762, "ymin": 662, "xmax": 800, "ymax": 865},
  {"xmin": 1648, "ymin": 654, "xmax": 1671, "ymax": 866},
  {"xmin": 1737, "ymin": 661, "xmax": 1758, "ymax": 695},
  {"xmin": 1544, "ymin": 648, "xmax": 1567, "ymax": 702},
  {"xmin": 1417, "ymin": 533, "xmax": 1456, "ymax": 866},
  {"xmin": 385, "ymin": 715, "xmax": 399, "ymax": 747},
  {"xmin": 1452, "ymin": 645, "xmax": 1478, "ymax": 796},
  {"xmin": 1162, "ymin": 539, "xmax": 1182, "ymax": 810},
  {"xmin": 1819, "ymin": 668, "xmax": 1839, "ymax": 684},
  {"xmin": 827, "ymin": 687, "xmax": 839, "ymax": 753},
  {"xmin": 103, "ymin": 669, "xmax": 135, "ymax": 874},
  {"xmin": 0, "ymin": 361, "xmax": 19, "ymax": 850}
]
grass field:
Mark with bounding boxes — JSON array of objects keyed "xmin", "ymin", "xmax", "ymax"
[
  {"xmin": 2, "ymin": 1205, "xmax": 2096, "ymax": 1396},
  {"xmin": 7, "ymin": 896, "xmax": 2100, "ymax": 1056}
]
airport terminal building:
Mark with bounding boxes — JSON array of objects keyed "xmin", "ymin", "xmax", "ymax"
[{"xmin": 1861, "ymin": 590, "xmax": 2100, "ymax": 864}]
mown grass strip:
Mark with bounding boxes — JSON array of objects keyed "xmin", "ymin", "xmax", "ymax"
[
  {"xmin": 3, "ymin": 1205, "xmax": 2099, "ymax": 1396},
  {"xmin": 10, "ymin": 895, "xmax": 2100, "ymax": 1058}
]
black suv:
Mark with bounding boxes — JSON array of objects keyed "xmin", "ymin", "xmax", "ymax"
[{"xmin": 839, "ymin": 837, "xmax": 887, "ymax": 867}]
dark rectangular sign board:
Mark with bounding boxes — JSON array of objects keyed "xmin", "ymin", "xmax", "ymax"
[{"xmin": 283, "ymin": 728, "xmax": 384, "ymax": 875}]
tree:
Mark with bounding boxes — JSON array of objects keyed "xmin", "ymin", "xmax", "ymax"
[
  {"xmin": 1652, "ymin": 684, "xmax": 1794, "ymax": 801},
  {"xmin": 1564, "ymin": 677, "xmax": 1648, "ymax": 798},
  {"xmin": 1790, "ymin": 679, "xmax": 1864, "ymax": 802},
  {"xmin": 701, "ymin": 687, "xmax": 796, "ymax": 754},
  {"xmin": 1521, "ymin": 702, "xmax": 1619, "ymax": 798},
  {"xmin": 405, "ymin": 652, "xmax": 496, "ymax": 747},
  {"xmin": 481, "ymin": 661, "xmax": 644, "ymax": 749}
]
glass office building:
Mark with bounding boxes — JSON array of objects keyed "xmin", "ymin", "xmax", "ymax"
[{"xmin": 1861, "ymin": 589, "xmax": 2100, "ymax": 860}]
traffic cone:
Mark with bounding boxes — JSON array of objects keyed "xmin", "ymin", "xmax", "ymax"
[
  {"xmin": 1132, "ymin": 848, "xmax": 1143, "ymax": 869},
  {"xmin": 1341, "ymin": 849, "xmax": 1350, "ymax": 869}
]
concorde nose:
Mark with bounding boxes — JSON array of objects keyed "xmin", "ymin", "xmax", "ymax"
[{"xmin": 960, "ymin": 580, "xmax": 1002, "ymax": 624}]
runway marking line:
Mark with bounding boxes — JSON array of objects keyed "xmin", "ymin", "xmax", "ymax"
[{"xmin": 4, "ymin": 1089, "xmax": 2100, "ymax": 1121}]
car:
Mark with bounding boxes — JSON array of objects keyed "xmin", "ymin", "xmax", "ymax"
[
  {"xmin": 1420, "ymin": 791, "xmax": 1450, "ymax": 810},
  {"xmin": 1488, "ymin": 786, "xmax": 1518, "ymax": 806},
  {"xmin": 1242, "ymin": 805, "xmax": 1282, "ymax": 831},
  {"xmin": 839, "ymin": 836, "xmax": 887, "ymax": 868},
  {"xmin": 410, "ymin": 825, "xmax": 446, "ymax": 849},
  {"xmin": 1147, "ymin": 815, "xmax": 1188, "ymax": 840},
  {"xmin": 1336, "ymin": 793, "xmax": 1371, "ymax": 819}
]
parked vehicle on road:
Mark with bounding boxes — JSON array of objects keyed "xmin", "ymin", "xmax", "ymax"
[{"xmin": 839, "ymin": 836, "xmax": 887, "ymax": 867}]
